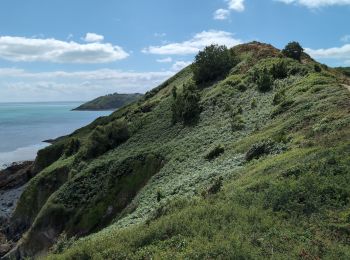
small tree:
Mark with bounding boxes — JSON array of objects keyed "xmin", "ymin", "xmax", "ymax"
[
  {"xmin": 256, "ymin": 67, "xmax": 274, "ymax": 92},
  {"xmin": 282, "ymin": 41, "xmax": 304, "ymax": 61},
  {"xmin": 172, "ymin": 81, "xmax": 200, "ymax": 125},
  {"xmin": 193, "ymin": 44, "xmax": 237, "ymax": 84}
]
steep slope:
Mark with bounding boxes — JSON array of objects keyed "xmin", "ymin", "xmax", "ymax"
[
  {"xmin": 5, "ymin": 42, "xmax": 350, "ymax": 259},
  {"xmin": 73, "ymin": 93, "xmax": 143, "ymax": 111}
]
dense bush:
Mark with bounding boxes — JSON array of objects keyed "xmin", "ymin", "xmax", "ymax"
[
  {"xmin": 85, "ymin": 120, "xmax": 129, "ymax": 159},
  {"xmin": 64, "ymin": 138, "xmax": 80, "ymax": 156},
  {"xmin": 282, "ymin": 41, "xmax": 304, "ymax": 61},
  {"xmin": 271, "ymin": 60, "xmax": 288, "ymax": 79},
  {"xmin": 205, "ymin": 145, "xmax": 225, "ymax": 161},
  {"xmin": 256, "ymin": 67, "xmax": 274, "ymax": 92},
  {"xmin": 245, "ymin": 139, "xmax": 286, "ymax": 161},
  {"xmin": 171, "ymin": 81, "xmax": 201, "ymax": 125},
  {"xmin": 193, "ymin": 44, "xmax": 237, "ymax": 84}
]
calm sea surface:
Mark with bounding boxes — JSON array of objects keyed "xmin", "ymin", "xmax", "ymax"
[{"xmin": 0, "ymin": 102, "xmax": 111, "ymax": 168}]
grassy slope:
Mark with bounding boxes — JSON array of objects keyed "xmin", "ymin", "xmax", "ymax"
[
  {"xmin": 7, "ymin": 42, "xmax": 350, "ymax": 259},
  {"xmin": 73, "ymin": 93, "xmax": 143, "ymax": 111}
]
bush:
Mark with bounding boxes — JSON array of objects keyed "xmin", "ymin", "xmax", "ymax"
[
  {"xmin": 64, "ymin": 138, "xmax": 80, "ymax": 156},
  {"xmin": 271, "ymin": 60, "xmax": 288, "ymax": 79},
  {"xmin": 85, "ymin": 120, "xmax": 129, "ymax": 159},
  {"xmin": 256, "ymin": 68, "xmax": 274, "ymax": 92},
  {"xmin": 282, "ymin": 41, "xmax": 304, "ymax": 61},
  {"xmin": 314, "ymin": 64, "xmax": 322, "ymax": 72},
  {"xmin": 272, "ymin": 89, "xmax": 286, "ymax": 105},
  {"xmin": 172, "ymin": 81, "xmax": 201, "ymax": 125},
  {"xmin": 193, "ymin": 44, "xmax": 237, "ymax": 84},
  {"xmin": 245, "ymin": 139, "xmax": 286, "ymax": 161},
  {"xmin": 205, "ymin": 145, "xmax": 225, "ymax": 161}
]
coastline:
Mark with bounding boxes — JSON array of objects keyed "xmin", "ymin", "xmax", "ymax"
[{"xmin": 0, "ymin": 143, "xmax": 48, "ymax": 170}]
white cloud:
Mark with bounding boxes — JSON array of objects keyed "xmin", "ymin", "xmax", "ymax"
[
  {"xmin": 276, "ymin": 0, "xmax": 350, "ymax": 8},
  {"xmin": 142, "ymin": 30, "xmax": 242, "ymax": 55},
  {"xmin": 341, "ymin": 35, "xmax": 350, "ymax": 42},
  {"xmin": 0, "ymin": 36, "xmax": 128, "ymax": 63},
  {"xmin": 213, "ymin": 9, "xmax": 230, "ymax": 20},
  {"xmin": 156, "ymin": 57, "xmax": 173, "ymax": 63},
  {"xmin": 171, "ymin": 61, "xmax": 192, "ymax": 71},
  {"xmin": 305, "ymin": 44, "xmax": 350, "ymax": 65},
  {"xmin": 0, "ymin": 68, "xmax": 174, "ymax": 102},
  {"xmin": 226, "ymin": 0, "xmax": 245, "ymax": 11},
  {"xmin": 83, "ymin": 32, "xmax": 104, "ymax": 42}
]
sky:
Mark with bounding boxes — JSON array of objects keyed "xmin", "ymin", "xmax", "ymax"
[{"xmin": 0, "ymin": 0, "xmax": 349, "ymax": 102}]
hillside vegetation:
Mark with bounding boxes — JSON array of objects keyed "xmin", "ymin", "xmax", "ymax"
[
  {"xmin": 5, "ymin": 42, "xmax": 350, "ymax": 259},
  {"xmin": 73, "ymin": 93, "xmax": 143, "ymax": 111}
]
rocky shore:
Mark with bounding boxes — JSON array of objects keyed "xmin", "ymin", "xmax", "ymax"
[{"xmin": 0, "ymin": 161, "xmax": 33, "ymax": 257}]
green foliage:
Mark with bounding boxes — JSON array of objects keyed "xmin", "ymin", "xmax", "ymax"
[
  {"xmin": 84, "ymin": 120, "xmax": 129, "ymax": 159},
  {"xmin": 193, "ymin": 44, "xmax": 237, "ymax": 84},
  {"xmin": 245, "ymin": 139, "xmax": 286, "ymax": 161},
  {"xmin": 314, "ymin": 64, "xmax": 322, "ymax": 72},
  {"xmin": 208, "ymin": 177, "xmax": 223, "ymax": 195},
  {"xmin": 271, "ymin": 60, "xmax": 288, "ymax": 79},
  {"xmin": 205, "ymin": 145, "xmax": 225, "ymax": 161},
  {"xmin": 51, "ymin": 233, "xmax": 76, "ymax": 254},
  {"xmin": 256, "ymin": 67, "xmax": 274, "ymax": 92},
  {"xmin": 64, "ymin": 138, "xmax": 80, "ymax": 157},
  {"xmin": 282, "ymin": 41, "xmax": 304, "ymax": 61},
  {"xmin": 171, "ymin": 81, "xmax": 201, "ymax": 125}
]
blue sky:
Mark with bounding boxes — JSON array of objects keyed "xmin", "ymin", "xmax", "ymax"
[{"xmin": 0, "ymin": 0, "xmax": 349, "ymax": 102}]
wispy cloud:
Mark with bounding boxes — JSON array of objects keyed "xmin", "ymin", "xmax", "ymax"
[
  {"xmin": 214, "ymin": 0, "xmax": 245, "ymax": 20},
  {"xmin": 142, "ymin": 30, "xmax": 242, "ymax": 55},
  {"xmin": 276, "ymin": 0, "xmax": 350, "ymax": 8},
  {"xmin": 0, "ymin": 68, "xmax": 174, "ymax": 102},
  {"xmin": 0, "ymin": 36, "xmax": 128, "ymax": 63},
  {"xmin": 213, "ymin": 9, "xmax": 231, "ymax": 20},
  {"xmin": 305, "ymin": 43, "xmax": 350, "ymax": 64},
  {"xmin": 83, "ymin": 32, "xmax": 104, "ymax": 43}
]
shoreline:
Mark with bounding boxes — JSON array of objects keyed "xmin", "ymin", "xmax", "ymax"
[{"xmin": 0, "ymin": 143, "xmax": 49, "ymax": 170}]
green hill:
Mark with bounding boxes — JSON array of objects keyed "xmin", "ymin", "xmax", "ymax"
[
  {"xmin": 5, "ymin": 42, "xmax": 350, "ymax": 259},
  {"xmin": 73, "ymin": 93, "xmax": 143, "ymax": 111}
]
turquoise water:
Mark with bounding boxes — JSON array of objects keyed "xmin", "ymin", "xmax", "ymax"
[{"xmin": 0, "ymin": 102, "xmax": 111, "ymax": 167}]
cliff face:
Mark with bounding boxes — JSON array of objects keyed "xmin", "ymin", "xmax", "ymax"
[{"xmin": 5, "ymin": 42, "xmax": 350, "ymax": 259}]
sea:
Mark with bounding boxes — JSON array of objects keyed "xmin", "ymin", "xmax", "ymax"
[{"xmin": 0, "ymin": 102, "xmax": 112, "ymax": 168}]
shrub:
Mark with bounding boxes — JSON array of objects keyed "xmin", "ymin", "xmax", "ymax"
[
  {"xmin": 172, "ymin": 81, "xmax": 201, "ymax": 125},
  {"xmin": 245, "ymin": 139, "xmax": 286, "ymax": 161},
  {"xmin": 282, "ymin": 41, "xmax": 304, "ymax": 61},
  {"xmin": 272, "ymin": 89, "xmax": 286, "ymax": 105},
  {"xmin": 64, "ymin": 138, "xmax": 80, "ymax": 156},
  {"xmin": 193, "ymin": 44, "xmax": 237, "ymax": 84},
  {"xmin": 271, "ymin": 60, "xmax": 288, "ymax": 79},
  {"xmin": 251, "ymin": 98, "xmax": 257, "ymax": 108},
  {"xmin": 207, "ymin": 177, "xmax": 224, "ymax": 195},
  {"xmin": 314, "ymin": 64, "xmax": 322, "ymax": 72},
  {"xmin": 84, "ymin": 120, "xmax": 129, "ymax": 159},
  {"xmin": 256, "ymin": 68, "xmax": 274, "ymax": 92},
  {"xmin": 205, "ymin": 145, "xmax": 225, "ymax": 161}
]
